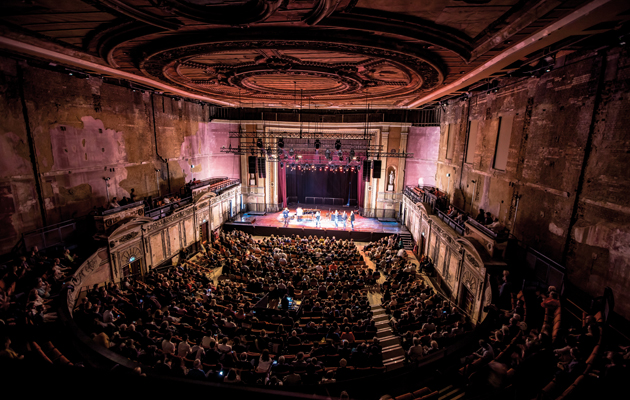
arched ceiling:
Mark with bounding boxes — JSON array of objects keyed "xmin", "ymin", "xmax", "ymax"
[{"xmin": 1, "ymin": 0, "xmax": 629, "ymax": 108}]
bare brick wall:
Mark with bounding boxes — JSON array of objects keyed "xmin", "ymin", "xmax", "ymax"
[
  {"xmin": 437, "ymin": 47, "xmax": 630, "ymax": 319},
  {"xmin": 0, "ymin": 57, "xmax": 239, "ymax": 254}
]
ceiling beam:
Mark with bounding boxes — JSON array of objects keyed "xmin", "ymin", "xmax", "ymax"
[
  {"xmin": 407, "ymin": 0, "xmax": 630, "ymax": 108},
  {"xmin": 0, "ymin": 35, "xmax": 235, "ymax": 106}
]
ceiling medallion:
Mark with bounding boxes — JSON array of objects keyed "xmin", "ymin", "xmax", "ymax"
[{"xmin": 138, "ymin": 31, "xmax": 445, "ymax": 107}]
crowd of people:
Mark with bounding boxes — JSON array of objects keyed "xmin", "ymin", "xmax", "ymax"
[
  {"xmin": 0, "ymin": 246, "xmax": 81, "ymax": 360},
  {"xmin": 363, "ymin": 237, "xmax": 471, "ymax": 365},
  {"xmin": 74, "ymin": 230, "xmax": 386, "ymax": 386},
  {"xmin": 454, "ymin": 276, "xmax": 627, "ymax": 399}
]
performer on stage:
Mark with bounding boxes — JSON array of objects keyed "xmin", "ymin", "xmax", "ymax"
[
  {"xmin": 283, "ymin": 208, "xmax": 290, "ymax": 227},
  {"xmin": 333, "ymin": 210, "xmax": 339, "ymax": 227},
  {"xmin": 350, "ymin": 211, "xmax": 355, "ymax": 230},
  {"xmin": 315, "ymin": 210, "xmax": 321, "ymax": 227},
  {"xmin": 342, "ymin": 211, "xmax": 348, "ymax": 229},
  {"xmin": 296, "ymin": 206, "xmax": 303, "ymax": 222}
]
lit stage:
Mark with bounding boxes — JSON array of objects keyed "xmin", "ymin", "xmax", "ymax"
[{"xmin": 223, "ymin": 207, "xmax": 407, "ymax": 241}]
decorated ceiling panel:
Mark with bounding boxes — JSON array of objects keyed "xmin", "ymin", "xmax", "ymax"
[{"xmin": 1, "ymin": 0, "xmax": 626, "ymax": 108}]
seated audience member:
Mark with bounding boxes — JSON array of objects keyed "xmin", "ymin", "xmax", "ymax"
[
  {"xmin": 487, "ymin": 218, "xmax": 505, "ymax": 233},
  {"xmin": 476, "ymin": 209, "xmax": 485, "ymax": 224},
  {"xmin": 108, "ymin": 197, "xmax": 120, "ymax": 209},
  {"xmin": 484, "ymin": 212, "xmax": 493, "ymax": 225}
]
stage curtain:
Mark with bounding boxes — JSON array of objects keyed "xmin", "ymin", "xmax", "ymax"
[
  {"xmin": 278, "ymin": 165, "xmax": 287, "ymax": 208},
  {"xmin": 357, "ymin": 175, "xmax": 364, "ymax": 208},
  {"xmin": 287, "ymin": 169, "xmax": 358, "ymax": 204}
]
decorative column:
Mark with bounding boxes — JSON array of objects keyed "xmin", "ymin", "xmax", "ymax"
[
  {"xmin": 398, "ymin": 126, "xmax": 409, "ymax": 193},
  {"xmin": 374, "ymin": 127, "xmax": 389, "ymax": 214}
]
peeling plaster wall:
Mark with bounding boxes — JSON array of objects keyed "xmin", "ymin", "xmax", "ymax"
[
  {"xmin": 0, "ymin": 57, "xmax": 239, "ymax": 254},
  {"xmin": 177, "ymin": 121, "xmax": 240, "ymax": 183},
  {"xmin": 404, "ymin": 126, "xmax": 440, "ymax": 188},
  {"xmin": 438, "ymin": 47, "xmax": 630, "ymax": 319},
  {"xmin": 0, "ymin": 58, "xmax": 41, "ymax": 252}
]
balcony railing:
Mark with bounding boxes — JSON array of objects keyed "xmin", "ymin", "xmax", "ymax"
[{"xmin": 436, "ymin": 209, "xmax": 465, "ymax": 236}]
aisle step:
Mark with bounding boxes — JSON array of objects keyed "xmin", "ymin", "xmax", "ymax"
[
  {"xmin": 439, "ymin": 385, "xmax": 453, "ymax": 394},
  {"xmin": 450, "ymin": 392, "xmax": 465, "ymax": 400}
]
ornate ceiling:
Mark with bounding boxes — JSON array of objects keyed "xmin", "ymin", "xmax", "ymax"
[{"xmin": 1, "ymin": 0, "xmax": 629, "ymax": 108}]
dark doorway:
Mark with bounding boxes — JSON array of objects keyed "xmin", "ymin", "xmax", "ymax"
[
  {"xmin": 122, "ymin": 259, "xmax": 142, "ymax": 278},
  {"xmin": 460, "ymin": 285, "xmax": 475, "ymax": 316},
  {"xmin": 200, "ymin": 221, "xmax": 209, "ymax": 244}
]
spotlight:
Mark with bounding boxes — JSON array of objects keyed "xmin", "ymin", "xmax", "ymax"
[
  {"xmin": 278, "ymin": 137, "xmax": 284, "ymax": 148},
  {"xmin": 350, "ymin": 149, "xmax": 355, "ymax": 159},
  {"xmin": 338, "ymin": 150, "xmax": 343, "ymax": 159},
  {"xmin": 280, "ymin": 162, "xmax": 284, "ymax": 168},
  {"xmin": 325, "ymin": 149, "xmax": 331, "ymax": 160},
  {"xmin": 266, "ymin": 146, "xmax": 272, "ymax": 156},
  {"xmin": 314, "ymin": 139, "xmax": 321, "ymax": 149},
  {"xmin": 256, "ymin": 138, "xmax": 263, "ymax": 148},
  {"xmin": 289, "ymin": 148, "xmax": 295, "ymax": 157},
  {"xmin": 335, "ymin": 139, "xmax": 341, "ymax": 150}
]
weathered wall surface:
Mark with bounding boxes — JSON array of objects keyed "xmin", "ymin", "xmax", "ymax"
[
  {"xmin": 404, "ymin": 126, "xmax": 440, "ymax": 188},
  {"xmin": 0, "ymin": 58, "xmax": 41, "ymax": 252},
  {"xmin": 438, "ymin": 47, "xmax": 630, "ymax": 319},
  {"xmin": 0, "ymin": 57, "xmax": 239, "ymax": 254}
]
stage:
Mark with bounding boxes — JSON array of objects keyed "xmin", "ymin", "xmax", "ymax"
[{"xmin": 223, "ymin": 207, "xmax": 408, "ymax": 241}]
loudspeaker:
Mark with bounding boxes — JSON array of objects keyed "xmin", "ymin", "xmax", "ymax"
[
  {"xmin": 248, "ymin": 156, "xmax": 256, "ymax": 174},
  {"xmin": 257, "ymin": 157, "xmax": 266, "ymax": 178},
  {"xmin": 363, "ymin": 160, "xmax": 371, "ymax": 181},
  {"xmin": 372, "ymin": 160, "xmax": 382, "ymax": 179}
]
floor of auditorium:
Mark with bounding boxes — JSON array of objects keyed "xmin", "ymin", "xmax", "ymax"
[{"xmin": 234, "ymin": 208, "xmax": 407, "ymax": 234}]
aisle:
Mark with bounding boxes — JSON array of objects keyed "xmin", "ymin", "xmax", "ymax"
[{"xmin": 358, "ymin": 243, "xmax": 406, "ymax": 371}]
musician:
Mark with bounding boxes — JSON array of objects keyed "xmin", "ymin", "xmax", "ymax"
[
  {"xmin": 315, "ymin": 210, "xmax": 321, "ymax": 228},
  {"xmin": 283, "ymin": 208, "xmax": 290, "ymax": 227},
  {"xmin": 342, "ymin": 211, "xmax": 348, "ymax": 229},
  {"xmin": 296, "ymin": 207, "xmax": 303, "ymax": 222},
  {"xmin": 333, "ymin": 210, "xmax": 339, "ymax": 227},
  {"xmin": 350, "ymin": 211, "xmax": 355, "ymax": 230}
]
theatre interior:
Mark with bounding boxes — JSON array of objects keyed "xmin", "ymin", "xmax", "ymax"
[{"xmin": 1, "ymin": 0, "xmax": 630, "ymax": 399}]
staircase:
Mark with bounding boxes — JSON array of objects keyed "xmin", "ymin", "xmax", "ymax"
[
  {"xmin": 435, "ymin": 384, "xmax": 465, "ymax": 400},
  {"xmin": 371, "ymin": 304, "xmax": 406, "ymax": 371},
  {"xmin": 399, "ymin": 232, "xmax": 414, "ymax": 250}
]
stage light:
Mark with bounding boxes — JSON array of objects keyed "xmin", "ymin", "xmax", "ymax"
[
  {"xmin": 338, "ymin": 150, "xmax": 343, "ymax": 159},
  {"xmin": 280, "ymin": 162, "xmax": 284, "ymax": 168},
  {"xmin": 350, "ymin": 149, "xmax": 355, "ymax": 159},
  {"xmin": 289, "ymin": 148, "xmax": 294, "ymax": 156},
  {"xmin": 266, "ymin": 146, "xmax": 272, "ymax": 156},
  {"xmin": 320, "ymin": 167, "xmax": 322, "ymax": 171},
  {"xmin": 256, "ymin": 138, "xmax": 263, "ymax": 148},
  {"xmin": 278, "ymin": 138, "xmax": 284, "ymax": 148},
  {"xmin": 297, "ymin": 155, "xmax": 302, "ymax": 158},
  {"xmin": 325, "ymin": 149, "xmax": 331, "ymax": 160},
  {"xmin": 335, "ymin": 139, "xmax": 342, "ymax": 150},
  {"xmin": 314, "ymin": 139, "xmax": 321, "ymax": 149}
]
